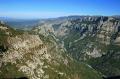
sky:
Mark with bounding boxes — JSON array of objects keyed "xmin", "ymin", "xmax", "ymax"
[{"xmin": 0, "ymin": 0, "xmax": 120, "ymax": 19}]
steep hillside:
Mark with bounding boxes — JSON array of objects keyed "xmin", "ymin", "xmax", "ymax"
[
  {"xmin": 33, "ymin": 16, "xmax": 120, "ymax": 77},
  {"xmin": 0, "ymin": 21, "xmax": 102, "ymax": 79}
]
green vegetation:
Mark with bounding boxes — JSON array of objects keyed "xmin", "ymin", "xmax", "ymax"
[
  {"xmin": 87, "ymin": 44, "xmax": 120, "ymax": 76},
  {"xmin": 43, "ymin": 59, "xmax": 102, "ymax": 79},
  {"xmin": 38, "ymin": 32, "xmax": 102, "ymax": 79},
  {"xmin": 0, "ymin": 63, "xmax": 25, "ymax": 79}
]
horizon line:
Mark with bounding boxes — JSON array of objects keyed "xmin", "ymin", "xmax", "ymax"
[{"xmin": 0, "ymin": 15, "xmax": 120, "ymax": 19}]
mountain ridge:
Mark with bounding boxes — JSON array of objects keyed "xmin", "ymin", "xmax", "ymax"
[
  {"xmin": 1, "ymin": 15, "xmax": 120, "ymax": 79},
  {"xmin": 33, "ymin": 16, "xmax": 120, "ymax": 77}
]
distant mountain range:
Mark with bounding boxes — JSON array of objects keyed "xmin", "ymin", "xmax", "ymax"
[{"xmin": 0, "ymin": 15, "xmax": 120, "ymax": 30}]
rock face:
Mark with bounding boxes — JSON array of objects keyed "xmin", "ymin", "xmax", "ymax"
[
  {"xmin": 1, "ymin": 34, "xmax": 50, "ymax": 79},
  {"xmin": 0, "ymin": 22, "xmax": 102, "ymax": 79},
  {"xmin": 33, "ymin": 16, "xmax": 120, "ymax": 77}
]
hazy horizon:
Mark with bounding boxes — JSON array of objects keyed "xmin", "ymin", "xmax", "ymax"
[{"xmin": 1, "ymin": 15, "xmax": 120, "ymax": 20}]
